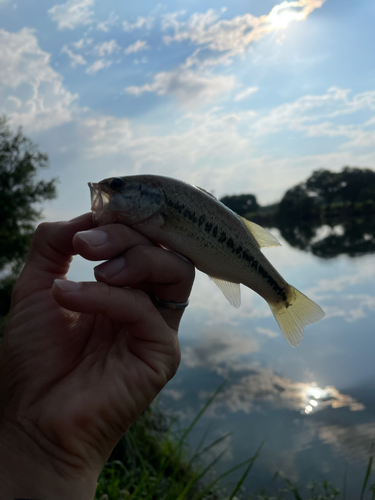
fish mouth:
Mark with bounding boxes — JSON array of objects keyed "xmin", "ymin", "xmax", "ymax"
[{"xmin": 88, "ymin": 182, "xmax": 111, "ymax": 226}]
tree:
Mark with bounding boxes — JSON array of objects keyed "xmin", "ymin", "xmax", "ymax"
[
  {"xmin": 220, "ymin": 193, "xmax": 259, "ymax": 216},
  {"xmin": 0, "ymin": 116, "xmax": 57, "ymax": 325}
]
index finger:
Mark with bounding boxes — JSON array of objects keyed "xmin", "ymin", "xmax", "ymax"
[{"xmin": 73, "ymin": 224, "xmax": 154, "ymax": 262}]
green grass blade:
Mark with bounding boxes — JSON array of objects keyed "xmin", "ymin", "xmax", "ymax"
[
  {"xmin": 228, "ymin": 440, "xmax": 264, "ymax": 500},
  {"xmin": 178, "ymin": 381, "xmax": 226, "ymax": 445},
  {"xmin": 193, "ymin": 446, "xmax": 264, "ymax": 500},
  {"xmin": 360, "ymin": 455, "xmax": 373, "ymax": 500}
]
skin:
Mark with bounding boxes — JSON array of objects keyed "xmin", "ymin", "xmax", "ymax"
[{"xmin": 0, "ymin": 212, "xmax": 195, "ymax": 500}]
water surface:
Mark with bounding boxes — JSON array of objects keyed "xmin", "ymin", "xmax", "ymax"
[{"xmin": 160, "ymin": 220, "xmax": 375, "ymax": 496}]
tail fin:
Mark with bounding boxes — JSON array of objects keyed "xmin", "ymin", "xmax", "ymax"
[{"xmin": 269, "ymin": 286, "xmax": 325, "ymax": 347}]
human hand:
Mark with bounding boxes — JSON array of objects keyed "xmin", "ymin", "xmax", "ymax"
[{"xmin": 0, "ymin": 213, "xmax": 194, "ymax": 500}]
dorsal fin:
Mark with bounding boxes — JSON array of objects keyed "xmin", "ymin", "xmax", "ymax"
[
  {"xmin": 210, "ymin": 277, "xmax": 241, "ymax": 308},
  {"xmin": 239, "ymin": 216, "xmax": 281, "ymax": 248}
]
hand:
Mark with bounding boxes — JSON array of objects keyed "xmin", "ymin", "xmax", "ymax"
[{"xmin": 0, "ymin": 213, "xmax": 194, "ymax": 500}]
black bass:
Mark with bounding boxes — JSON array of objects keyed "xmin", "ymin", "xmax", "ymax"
[{"xmin": 88, "ymin": 175, "xmax": 325, "ymax": 347}]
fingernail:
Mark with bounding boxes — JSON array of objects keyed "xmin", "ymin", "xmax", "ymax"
[
  {"xmin": 76, "ymin": 229, "xmax": 108, "ymax": 247},
  {"xmin": 54, "ymin": 279, "xmax": 82, "ymax": 292},
  {"xmin": 95, "ymin": 257, "xmax": 125, "ymax": 278}
]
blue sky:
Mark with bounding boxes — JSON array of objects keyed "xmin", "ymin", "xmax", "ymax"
[{"xmin": 1, "ymin": 0, "xmax": 375, "ymax": 219}]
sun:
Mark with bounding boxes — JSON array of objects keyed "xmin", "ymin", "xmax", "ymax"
[{"xmin": 268, "ymin": 3, "xmax": 305, "ymax": 30}]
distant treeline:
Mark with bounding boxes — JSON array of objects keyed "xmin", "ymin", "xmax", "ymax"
[
  {"xmin": 220, "ymin": 167, "xmax": 375, "ymax": 224},
  {"xmin": 220, "ymin": 167, "xmax": 375, "ymax": 258}
]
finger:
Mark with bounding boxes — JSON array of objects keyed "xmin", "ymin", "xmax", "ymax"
[
  {"xmin": 13, "ymin": 213, "xmax": 93, "ymax": 299},
  {"xmin": 73, "ymin": 225, "xmax": 154, "ymax": 262},
  {"xmin": 52, "ymin": 280, "xmax": 181, "ymax": 379},
  {"xmin": 94, "ymin": 245, "xmax": 195, "ymax": 302},
  {"xmin": 94, "ymin": 246, "xmax": 195, "ymax": 329}
]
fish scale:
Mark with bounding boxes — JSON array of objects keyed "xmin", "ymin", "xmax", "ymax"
[{"xmin": 89, "ymin": 175, "xmax": 325, "ymax": 347}]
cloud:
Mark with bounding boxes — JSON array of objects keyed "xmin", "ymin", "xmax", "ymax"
[
  {"xmin": 122, "ymin": 16, "xmax": 154, "ymax": 32},
  {"xmin": 311, "ymin": 421, "xmax": 375, "ymax": 466},
  {"xmin": 234, "ymin": 86, "xmax": 259, "ymax": 102},
  {"xmin": 253, "ymin": 87, "xmax": 375, "ymax": 139},
  {"xmin": 0, "ymin": 28, "xmax": 77, "ymax": 131},
  {"xmin": 72, "ymin": 37, "xmax": 93, "ymax": 50},
  {"xmin": 162, "ymin": 388, "xmax": 184, "ymax": 401},
  {"xmin": 124, "ymin": 40, "xmax": 149, "ymax": 55},
  {"xmin": 199, "ymin": 368, "xmax": 364, "ymax": 415},
  {"xmin": 61, "ymin": 44, "xmax": 87, "ymax": 67},
  {"xmin": 96, "ymin": 11, "xmax": 119, "ymax": 32},
  {"xmin": 255, "ymin": 326, "xmax": 279, "ymax": 338},
  {"xmin": 163, "ymin": 1, "xmax": 326, "ymax": 64},
  {"xmin": 48, "ymin": 0, "xmax": 95, "ymax": 30},
  {"xmin": 93, "ymin": 39, "xmax": 121, "ymax": 57},
  {"xmin": 82, "ymin": 115, "xmax": 132, "ymax": 154},
  {"xmin": 85, "ymin": 59, "xmax": 112, "ymax": 75},
  {"xmin": 125, "ymin": 68, "xmax": 235, "ymax": 104},
  {"xmin": 183, "ymin": 328, "xmax": 260, "ymax": 370}
]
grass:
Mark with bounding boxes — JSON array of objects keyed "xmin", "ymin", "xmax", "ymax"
[{"xmin": 95, "ymin": 389, "xmax": 375, "ymax": 500}]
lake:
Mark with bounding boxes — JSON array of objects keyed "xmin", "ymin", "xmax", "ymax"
[
  {"xmin": 69, "ymin": 217, "xmax": 375, "ymax": 497},
  {"xmin": 158, "ymin": 219, "xmax": 375, "ymax": 497}
]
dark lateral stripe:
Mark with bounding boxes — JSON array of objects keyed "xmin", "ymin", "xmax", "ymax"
[{"xmin": 166, "ymin": 196, "xmax": 287, "ymax": 300}]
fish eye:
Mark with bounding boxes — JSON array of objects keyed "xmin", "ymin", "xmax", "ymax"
[{"xmin": 109, "ymin": 178, "xmax": 124, "ymax": 191}]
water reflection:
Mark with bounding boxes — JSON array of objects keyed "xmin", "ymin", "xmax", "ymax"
[
  {"xmin": 275, "ymin": 216, "xmax": 375, "ymax": 258},
  {"xmin": 309, "ymin": 421, "xmax": 375, "ymax": 466},
  {"xmin": 165, "ymin": 214, "xmax": 375, "ymax": 493},
  {"xmin": 198, "ymin": 371, "xmax": 364, "ymax": 416}
]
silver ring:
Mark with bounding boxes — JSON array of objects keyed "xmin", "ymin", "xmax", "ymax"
[{"xmin": 153, "ymin": 295, "xmax": 190, "ymax": 310}]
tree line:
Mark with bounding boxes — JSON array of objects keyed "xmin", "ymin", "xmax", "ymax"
[{"xmin": 220, "ymin": 167, "xmax": 375, "ymax": 222}]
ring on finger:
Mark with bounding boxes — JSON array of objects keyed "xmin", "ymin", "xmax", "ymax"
[{"xmin": 153, "ymin": 295, "xmax": 190, "ymax": 310}]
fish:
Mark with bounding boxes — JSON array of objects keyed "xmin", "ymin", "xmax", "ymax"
[{"xmin": 88, "ymin": 175, "xmax": 325, "ymax": 347}]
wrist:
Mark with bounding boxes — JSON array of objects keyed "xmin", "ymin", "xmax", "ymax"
[{"xmin": 0, "ymin": 419, "xmax": 98, "ymax": 500}]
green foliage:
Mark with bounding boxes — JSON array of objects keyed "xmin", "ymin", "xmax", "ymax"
[
  {"xmin": 97, "ymin": 403, "xmax": 375, "ymax": 500},
  {"xmin": 0, "ymin": 115, "xmax": 57, "ymax": 326},
  {"xmin": 279, "ymin": 167, "xmax": 375, "ymax": 223},
  {"xmin": 95, "ymin": 387, "xmax": 261, "ymax": 500},
  {"xmin": 220, "ymin": 194, "xmax": 259, "ymax": 216}
]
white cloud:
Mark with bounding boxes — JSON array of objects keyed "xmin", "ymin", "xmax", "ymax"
[
  {"xmin": 198, "ymin": 370, "xmax": 364, "ymax": 415},
  {"xmin": 234, "ymin": 86, "xmax": 259, "ymax": 102},
  {"xmin": 122, "ymin": 16, "xmax": 153, "ymax": 32},
  {"xmin": 96, "ymin": 11, "xmax": 119, "ymax": 32},
  {"xmin": 76, "ymin": 83, "xmax": 375, "ymax": 206},
  {"xmin": 82, "ymin": 116, "xmax": 132, "ymax": 154},
  {"xmin": 72, "ymin": 37, "xmax": 93, "ymax": 50},
  {"xmin": 125, "ymin": 68, "xmax": 235, "ymax": 104},
  {"xmin": 183, "ymin": 328, "xmax": 259, "ymax": 370},
  {"xmin": 162, "ymin": 1, "xmax": 326, "ymax": 69},
  {"xmin": 93, "ymin": 39, "xmax": 121, "ymax": 57},
  {"xmin": 0, "ymin": 28, "xmax": 77, "ymax": 131},
  {"xmin": 255, "ymin": 326, "xmax": 279, "ymax": 338},
  {"xmin": 124, "ymin": 40, "xmax": 149, "ymax": 55},
  {"xmin": 48, "ymin": 0, "xmax": 95, "ymax": 30},
  {"xmin": 85, "ymin": 59, "xmax": 112, "ymax": 75},
  {"xmin": 253, "ymin": 87, "xmax": 375, "ymax": 149},
  {"xmin": 61, "ymin": 44, "xmax": 87, "ymax": 67}
]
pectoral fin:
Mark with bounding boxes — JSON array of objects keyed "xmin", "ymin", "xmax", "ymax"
[
  {"xmin": 239, "ymin": 216, "xmax": 281, "ymax": 248},
  {"xmin": 210, "ymin": 277, "xmax": 241, "ymax": 308}
]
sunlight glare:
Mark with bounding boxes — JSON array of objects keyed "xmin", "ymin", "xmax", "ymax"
[{"xmin": 268, "ymin": 3, "xmax": 306, "ymax": 30}]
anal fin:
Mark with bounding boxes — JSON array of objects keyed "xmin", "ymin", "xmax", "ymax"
[{"xmin": 210, "ymin": 277, "xmax": 241, "ymax": 308}]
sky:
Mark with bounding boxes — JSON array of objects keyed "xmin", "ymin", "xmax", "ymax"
[{"xmin": 1, "ymin": 0, "xmax": 375, "ymax": 220}]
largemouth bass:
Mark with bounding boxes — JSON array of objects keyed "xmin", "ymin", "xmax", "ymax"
[{"xmin": 88, "ymin": 175, "xmax": 325, "ymax": 347}]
